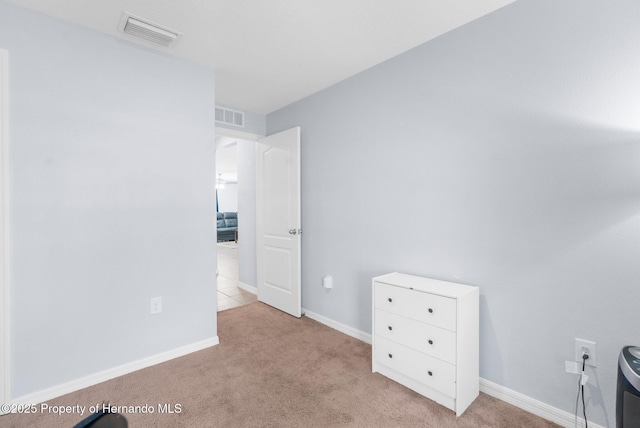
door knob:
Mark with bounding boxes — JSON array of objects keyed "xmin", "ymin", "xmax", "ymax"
[{"xmin": 288, "ymin": 229, "xmax": 297, "ymax": 235}]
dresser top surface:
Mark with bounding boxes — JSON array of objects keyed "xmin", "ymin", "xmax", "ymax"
[{"xmin": 373, "ymin": 272, "xmax": 478, "ymax": 298}]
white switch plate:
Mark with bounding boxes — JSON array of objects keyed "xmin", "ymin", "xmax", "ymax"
[{"xmin": 150, "ymin": 297, "xmax": 162, "ymax": 314}]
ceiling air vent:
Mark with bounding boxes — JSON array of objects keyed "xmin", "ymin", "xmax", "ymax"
[
  {"xmin": 119, "ymin": 12, "xmax": 182, "ymax": 48},
  {"xmin": 215, "ymin": 107, "xmax": 245, "ymax": 128}
]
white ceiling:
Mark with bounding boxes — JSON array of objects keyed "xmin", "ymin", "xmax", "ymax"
[{"xmin": 5, "ymin": 0, "xmax": 514, "ymax": 114}]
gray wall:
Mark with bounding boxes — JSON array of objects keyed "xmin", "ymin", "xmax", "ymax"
[
  {"xmin": 0, "ymin": 1, "xmax": 217, "ymax": 398},
  {"xmin": 267, "ymin": 0, "xmax": 640, "ymax": 426},
  {"xmin": 217, "ymin": 183, "xmax": 238, "ymax": 212},
  {"xmin": 237, "ymin": 140, "xmax": 257, "ymax": 289}
]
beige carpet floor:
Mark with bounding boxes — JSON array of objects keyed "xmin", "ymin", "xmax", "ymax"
[{"xmin": 1, "ymin": 302, "xmax": 560, "ymax": 427}]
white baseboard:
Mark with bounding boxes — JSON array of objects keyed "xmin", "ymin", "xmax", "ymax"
[
  {"xmin": 479, "ymin": 378, "xmax": 605, "ymax": 428},
  {"xmin": 238, "ymin": 282, "xmax": 257, "ymax": 295},
  {"xmin": 302, "ymin": 309, "xmax": 605, "ymax": 428},
  {"xmin": 302, "ymin": 307, "xmax": 372, "ymax": 344},
  {"xmin": 11, "ymin": 336, "xmax": 219, "ymax": 406}
]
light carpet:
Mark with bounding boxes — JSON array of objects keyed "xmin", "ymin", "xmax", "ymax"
[{"xmin": 1, "ymin": 302, "xmax": 559, "ymax": 427}]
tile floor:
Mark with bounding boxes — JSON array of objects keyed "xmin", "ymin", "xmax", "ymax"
[{"xmin": 217, "ymin": 241, "xmax": 258, "ymax": 311}]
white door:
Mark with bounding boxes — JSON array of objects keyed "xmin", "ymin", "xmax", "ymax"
[
  {"xmin": 256, "ymin": 127, "xmax": 301, "ymax": 317},
  {"xmin": 0, "ymin": 48, "xmax": 9, "ymax": 411}
]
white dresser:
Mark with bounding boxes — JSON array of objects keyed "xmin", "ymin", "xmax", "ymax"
[{"xmin": 372, "ymin": 272, "xmax": 479, "ymax": 416}]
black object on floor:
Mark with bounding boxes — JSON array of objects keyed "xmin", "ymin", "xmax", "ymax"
[{"xmin": 73, "ymin": 409, "xmax": 127, "ymax": 428}]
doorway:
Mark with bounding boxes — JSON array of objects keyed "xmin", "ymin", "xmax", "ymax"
[
  {"xmin": 215, "ymin": 129, "xmax": 260, "ymax": 311},
  {"xmin": 214, "ymin": 126, "xmax": 302, "ymax": 317}
]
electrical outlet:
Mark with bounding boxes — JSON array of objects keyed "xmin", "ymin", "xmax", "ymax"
[
  {"xmin": 575, "ymin": 338, "xmax": 596, "ymax": 367},
  {"xmin": 150, "ymin": 297, "xmax": 162, "ymax": 315}
]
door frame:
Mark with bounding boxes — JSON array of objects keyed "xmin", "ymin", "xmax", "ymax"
[
  {"xmin": 215, "ymin": 127, "xmax": 263, "ymax": 142},
  {"xmin": 0, "ymin": 48, "xmax": 10, "ymax": 408}
]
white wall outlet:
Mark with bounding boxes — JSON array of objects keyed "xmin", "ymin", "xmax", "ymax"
[
  {"xmin": 575, "ymin": 338, "xmax": 596, "ymax": 367},
  {"xmin": 150, "ymin": 296, "xmax": 162, "ymax": 314}
]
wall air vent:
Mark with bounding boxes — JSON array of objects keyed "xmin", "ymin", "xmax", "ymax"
[
  {"xmin": 119, "ymin": 12, "xmax": 182, "ymax": 48},
  {"xmin": 215, "ymin": 106, "xmax": 245, "ymax": 128}
]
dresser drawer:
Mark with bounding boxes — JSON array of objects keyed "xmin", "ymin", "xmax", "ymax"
[
  {"xmin": 375, "ymin": 309, "xmax": 456, "ymax": 364},
  {"xmin": 374, "ymin": 282, "xmax": 457, "ymax": 331},
  {"xmin": 374, "ymin": 336, "xmax": 456, "ymax": 397}
]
